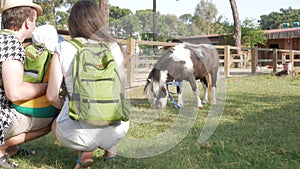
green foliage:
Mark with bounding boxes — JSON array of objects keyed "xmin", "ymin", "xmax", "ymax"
[
  {"xmin": 35, "ymin": 0, "xmax": 87, "ymax": 29},
  {"xmin": 135, "ymin": 9, "xmax": 155, "ymax": 34},
  {"xmin": 219, "ymin": 20, "xmax": 234, "ymax": 45},
  {"xmin": 108, "ymin": 0, "xmax": 226, "ymax": 40},
  {"xmin": 36, "ymin": 1, "xmax": 55, "ymax": 26},
  {"xmin": 192, "ymin": 0, "xmax": 223, "ymax": 35},
  {"xmin": 241, "ymin": 19, "xmax": 267, "ymax": 47},
  {"xmin": 158, "ymin": 14, "xmax": 189, "ymax": 38},
  {"xmin": 118, "ymin": 15, "xmax": 140, "ymax": 38},
  {"xmin": 221, "ymin": 19, "xmax": 267, "ymax": 47},
  {"xmin": 56, "ymin": 11, "xmax": 69, "ymax": 30},
  {"xmin": 259, "ymin": 7, "xmax": 300, "ymax": 30},
  {"xmin": 31, "ymin": 0, "xmax": 236, "ymax": 42},
  {"xmin": 33, "ymin": 1, "xmax": 298, "ymax": 48},
  {"xmin": 109, "ymin": 6, "xmax": 133, "ymax": 22},
  {"xmin": 179, "ymin": 14, "xmax": 193, "ymax": 25}
]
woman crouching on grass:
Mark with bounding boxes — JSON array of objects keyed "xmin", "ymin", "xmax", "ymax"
[{"xmin": 46, "ymin": 1, "xmax": 130, "ymax": 168}]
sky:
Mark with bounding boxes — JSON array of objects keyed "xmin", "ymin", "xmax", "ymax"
[{"xmin": 109, "ymin": 0, "xmax": 300, "ymax": 23}]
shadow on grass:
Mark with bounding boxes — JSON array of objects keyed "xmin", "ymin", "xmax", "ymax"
[{"xmin": 15, "ymin": 133, "xmax": 78, "ymax": 169}]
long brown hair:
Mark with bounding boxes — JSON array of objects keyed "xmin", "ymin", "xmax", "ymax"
[
  {"xmin": 68, "ymin": 0, "xmax": 115, "ymax": 42},
  {"xmin": 2, "ymin": 7, "xmax": 36, "ymax": 31}
]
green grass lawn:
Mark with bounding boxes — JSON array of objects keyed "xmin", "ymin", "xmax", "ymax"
[{"xmin": 12, "ymin": 75, "xmax": 300, "ymax": 169}]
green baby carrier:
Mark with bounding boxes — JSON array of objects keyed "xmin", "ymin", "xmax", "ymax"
[
  {"xmin": 0, "ymin": 30, "xmax": 58, "ymax": 118},
  {"xmin": 12, "ymin": 44, "xmax": 58, "ymax": 118}
]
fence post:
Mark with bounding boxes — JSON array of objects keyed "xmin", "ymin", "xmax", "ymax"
[
  {"xmin": 289, "ymin": 50, "xmax": 295, "ymax": 71},
  {"xmin": 224, "ymin": 45, "xmax": 231, "ymax": 77},
  {"xmin": 272, "ymin": 49, "xmax": 278, "ymax": 72},
  {"xmin": 126, "ymin": 38, "xmax": 136, "ymax": 88},
  {"xmin": 251, "ymin": 48, "xmax": 258, "ymax": 75}
]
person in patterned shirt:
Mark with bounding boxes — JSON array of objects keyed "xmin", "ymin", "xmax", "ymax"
[{"xmin": 0, "ymin": 0, "xmax": 54, "ymax": 168}]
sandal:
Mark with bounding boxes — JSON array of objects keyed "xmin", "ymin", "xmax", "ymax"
[
  {"xmin": 14, "ymin": 146, "xmax": 36, "ymax": 156},
  {"xmin": 76, "ymin": 152, "xmax": 94, "ymax": 168},
  {"xmin": 0, "ymin": 155, "xmax": 17, "ymax": 169},
  {"xmin": 102, "ymin": 154, "xmax": 117, "ymax": 161},
  {"xmin": 79, "ymin": 159, "xmax": 94, "ymax": 168}
]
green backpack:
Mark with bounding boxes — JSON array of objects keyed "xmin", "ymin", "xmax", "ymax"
[
  {"xmin": 23, "ymin": 44, "xmax": 52, "ymax": 83},
  {"xmin": 0, "ymin": 30, "xmax": 51, "ymax": 83},
  {"xmin": 68, "ymin": 38, "xmax": 129, "ymax": 126}
]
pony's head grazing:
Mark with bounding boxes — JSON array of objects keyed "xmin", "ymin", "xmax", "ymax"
[{"xmin": 144, "ymin": 68, "xmax": 168, "ymax": 108}]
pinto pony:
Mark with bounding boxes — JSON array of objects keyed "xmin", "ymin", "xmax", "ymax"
[{"xmin": 144, "ymin": 43, "xmax": 219, "ymax": 109}]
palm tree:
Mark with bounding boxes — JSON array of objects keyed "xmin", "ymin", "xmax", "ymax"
[
  {"xmin": 100, "ymin": 0, "xmax": 109, "ymax": 30},
  {"xmin": 229, "ymin": 0, "xmax": 241, "ymax": 52},
  {"xmin": 153, "ymin": 0, "xmax": 157, "ymax": 42}
]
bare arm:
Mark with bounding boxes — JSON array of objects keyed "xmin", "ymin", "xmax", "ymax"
[
  {"xmin": 2, "ymin": 60, "xmax": 47, "ymax": 102},
  {"xmin": 46, "ymin": 52, "xmax": 64, "ymax": 109}
]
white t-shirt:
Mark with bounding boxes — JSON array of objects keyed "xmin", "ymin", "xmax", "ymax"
[{"xmin": 55, "ymin": 38, "xmax": 124, "ymax": 123}]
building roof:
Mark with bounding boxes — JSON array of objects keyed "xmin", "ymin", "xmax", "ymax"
[
  {"xmin": 177, "ymin": 34, "xmax": 229, "ymax": 44},
  {"xmin": 263, "ymin": 27, "xmax": 300, "ymax": 39},
  {"xmin": 177, "ymin": 27, "xmax": 300, "ymax": 43}
]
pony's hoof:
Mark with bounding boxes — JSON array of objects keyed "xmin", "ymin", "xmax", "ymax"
[
  {"xmin": 198, "ymin": 106, "xmax": 204, "ymax": 109},
  {"xmin": 201, "ymin": 100, "xmax": 208, "ymax": 104}
]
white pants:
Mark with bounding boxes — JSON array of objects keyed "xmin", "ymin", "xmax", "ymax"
[{"xmin": 55, "ymin": 118, "xmax": 130, "ymax": 152}]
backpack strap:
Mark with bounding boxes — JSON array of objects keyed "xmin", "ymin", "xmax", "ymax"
[
  {"xmin": 68, "ymin": 38, "xmax": 84, "ymax": 51},
  {"xmin": 0, "ymin": 30, "xmax": 16, "ymax": 36},
  {"xmin": 69, "ymin": 38, "xmax": 112, "ymax": 51},
  {"xmin": 66, "ymin": 38, "xmax": 84, "ymax": 100}
]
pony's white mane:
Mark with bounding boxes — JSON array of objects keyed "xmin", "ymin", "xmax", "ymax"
[
  {"xmin": 152, "ymin": 70, "xmax": 168, "ymax": 96},
  {"xmin": 160, "ymin": 70, "xmax": 168, "ymax": 82},
  {"xmin": 145, "ymin": 79, "xmax": 155, "ymax": 98}
]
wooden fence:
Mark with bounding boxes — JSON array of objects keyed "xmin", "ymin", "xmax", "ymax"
[{"xmin": 118, "ymin": 39, "xmax": 300, "ymax": 88}]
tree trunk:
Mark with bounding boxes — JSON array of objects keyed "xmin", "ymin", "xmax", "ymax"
[
  {"xmin": 153, "ymin": 0, "xmax": 158, "ymax": 54},
  {"xmin": 99, "ymin": 0, "xmax": 109, "ymax": 31},
  {"xmin": 153, "ymin": 0, "xmax": 157, "ymax": 42},
  {"xmin": 229, "ymin": 0, "xmax": 241, "ymax": 53}
]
